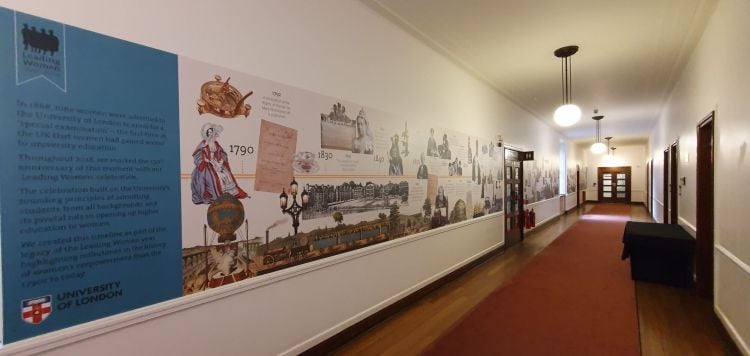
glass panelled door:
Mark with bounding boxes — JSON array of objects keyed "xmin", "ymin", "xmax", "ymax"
[
  {"xmin": 504, "ymin": 149, "xmax": 523, "ymax": 246},
  {"xmin": 598, "ymin": 166, "xmax": 631, "ymax": 203}
]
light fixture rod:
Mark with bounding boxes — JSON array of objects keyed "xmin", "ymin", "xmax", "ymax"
[
  {"xmin": 592, "ymin": 115, "xmax": 604, "ymax": 143},
  {"xmin": 554, "ymin": 45, "xmax": 579, "ymax": 106},
  {"xmin": 564, "ymin": 57, "xmax": 569, "ymax": 104},
  {"xmin": 568, "ymin": 56, "xmax": 573, "ymax": 103},
  {"xmin": 553, "ymin": 46, "xmax": 581, "ymax": 127},
  {"xmin": 561, "ymin": 58, "xmax": 565, "ymax": 104},
  {"xmin": 596, "ymin": 118, "xmax": 600, "ymax": 141}
]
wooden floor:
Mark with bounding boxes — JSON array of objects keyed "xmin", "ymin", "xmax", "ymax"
[{"xmin": 331, "ymin": 203, "xmax": 740, "ymax": 356}]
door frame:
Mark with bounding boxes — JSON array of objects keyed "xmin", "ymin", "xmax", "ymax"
[
  {"xmin": 663, "ymin": 149, "xmax": 669, "ymax": 223},
  {"xmin": 649, "ymin": 159, "xmax": 653, "ymax": 214},
  {"xmin": 646, "ymin": 161, "xmax": 650, "ymax": 213},
  {"xmin": 576, "ymin": 164, "xmax": 581, "ymax": 207},
  {"xmin": 669, "ymin": 141, "xmax": 679, "ymax": 224},
  {"xmin": 696, "ymin": 111, "xmax": 715, "ymax": 299},
  {"xmin": 504, "ymin": 148, "xmax": 524, "ymax": 244}
]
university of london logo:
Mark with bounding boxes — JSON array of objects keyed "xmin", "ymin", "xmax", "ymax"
[{"xmin": 21, "ymin": 295, "xmax": 52, "ymax": 325}]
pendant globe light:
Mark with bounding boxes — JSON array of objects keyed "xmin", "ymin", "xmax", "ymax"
[
  {"xmin": 553, "ymin": 46, "xmax": 581, "ymax": 127},
  {"xmin": 590, "ymin": 115, "xmax": 607, "ymax": 154}
]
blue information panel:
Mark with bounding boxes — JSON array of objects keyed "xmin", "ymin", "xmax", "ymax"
[{"xmin": 0, "ymin": 8, "xmax": 182, "ymax": 343}]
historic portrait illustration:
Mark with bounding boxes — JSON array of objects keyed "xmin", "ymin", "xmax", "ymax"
[{"xmin": 191, "ymin": 123, "xmax": 249, "ymax": 204}]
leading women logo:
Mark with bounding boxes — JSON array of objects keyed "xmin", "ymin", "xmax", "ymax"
[{"xmin": 14, "ymin": 11, "xmax": 67, "ymax": 92}]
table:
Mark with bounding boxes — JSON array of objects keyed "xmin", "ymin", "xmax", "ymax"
[{"xmin": 621, "ymin": 221, "xmax": 695, "ymax": 288}]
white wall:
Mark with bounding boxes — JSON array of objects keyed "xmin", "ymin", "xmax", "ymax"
[
  {"xmin": 582, "ymin": 144, "xmax": 648, "ymax": 203},
  {"xmin": 0, "ymin": 1, "xmax": 566, "ymax": 354},
  {"xmin": 649, "ymin": 0, "xmax": 750, "ymax": 352}
]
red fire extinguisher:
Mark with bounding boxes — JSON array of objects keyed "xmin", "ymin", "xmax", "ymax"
[
  {"xmin": 524, "ymin": 209, "xmax": 532, "ymax": 229},
  {"xmin": 530, "ymin": 208, "xmax": 536, "ymax": 227}
]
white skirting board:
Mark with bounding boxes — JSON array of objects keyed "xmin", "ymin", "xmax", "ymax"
[
  {"xmin": 715, "ymin": 306, "xmax": 749, "ymax": 356},
  {"xmin": 715, "ymin": 245, "xmax": 750, "ymax": 356},
  {"xmin": 677, "ymin": 216, "xmax": 697, "ymax": 237}
]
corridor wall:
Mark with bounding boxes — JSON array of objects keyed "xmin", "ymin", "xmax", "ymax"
[
  {"xmin": 0, "ymin": 1, "xmax": 566, "ymax": 354},
  {"xmin": 649, "ymin": 0, "xmax": 750, "ymax": 352}
]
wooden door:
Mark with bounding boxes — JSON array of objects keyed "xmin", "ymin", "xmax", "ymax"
[
  {"xmin": 646, "ymin": 161, "xmax": 651, "ymax": 213},
  {"xmin": 597, "ymin": 166, "xmax": 631, "ymax": 203},
  {"xmin": 649, "ymin": 159, "xmax": 653, "ymax": 214},
  {"xmin": 663, "ymin": 149, "xmax": 669, "ymax": 223},
  {"xmin": 670, "ymin": 143, "xmax": 679, "ymax": 224},
  {"xmin": 504, "ymin": 149, "xmax": 523, "ymax": 246},
  {"xmin": 696, "ymin": 112, "xmax": 715, "ymax": 299},
  {"xmin": 576, "ymin": 164, "xmax": 581, "ymax": 207}
]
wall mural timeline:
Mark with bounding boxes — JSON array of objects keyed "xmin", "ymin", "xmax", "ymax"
[
  {"xmin": 523, "ymin": 157, "xmax": 561, "ymax": 204},
  {"xmin": 178, "ymin": 57, "xmax": 505, "ymax": 295},
  {"xmin": 0, "ymin": 7, "xmax": 505, "ymax": 344}
]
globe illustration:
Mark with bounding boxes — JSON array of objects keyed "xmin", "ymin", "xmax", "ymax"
[{"xmin": 207, "ymin": 193, "xmax": 245, "ymax": 243}]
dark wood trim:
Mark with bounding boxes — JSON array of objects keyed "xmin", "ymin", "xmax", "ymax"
[
  {"xmin": 504, "ymin": 148, "xmax": 524, "ymax": 245},
  {"xmin": 645, "ymin": 161, "xmax": 650, "ymax": 214},
  {"xmin": 669, "ymin": 142, "xmax": 679, "ymax": 224},
  {"xmin": 663, "ymin": 149, "xmax": 669, "ymax": 223},
  {"xmin": 696, "ymin": 111, "xmax": 715, "ymax": 299},
  {"xmin": 649, "ymin": 159, "xmax": 654, "ymax": 214},
  {"xmin": 301, "ymin": 244, "xmax": 504, "ymax": 355},
  {"xmin": 576, "ymin": 164, "xmax": 581, "ymax": 207}
]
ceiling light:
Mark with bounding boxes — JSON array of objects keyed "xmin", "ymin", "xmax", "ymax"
[
  {"xmin": 553, "ymin": 45, "xmax": 581, "ymax": 127},
  {"xmin": 591, "ymin": 142, "xmax": 607, "ymax": 154},
  {"xmin": 590, "ymin": 115, "xmax": 606, "ymax": 154}
]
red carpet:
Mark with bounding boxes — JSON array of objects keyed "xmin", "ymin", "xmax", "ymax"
[{"xmin": 423, "ymin": 204, "xmax": 640, "ymax": 356}]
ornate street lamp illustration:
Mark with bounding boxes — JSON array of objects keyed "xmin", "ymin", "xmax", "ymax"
[{"xmin": 279, "ymin": 178, "xmax": 309, "ymax": 235}]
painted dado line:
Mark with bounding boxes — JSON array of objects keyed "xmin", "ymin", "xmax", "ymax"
[{"xmin": 716, "ymin": 245, "xmax": 750, "ymax": 277}]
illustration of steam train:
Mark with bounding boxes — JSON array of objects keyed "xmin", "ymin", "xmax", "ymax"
[{"xmin": 262, "ymin": 244, "xmax": 311, "ymax": 265}]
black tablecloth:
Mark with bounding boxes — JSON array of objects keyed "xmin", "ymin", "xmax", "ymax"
[
  {"xmin": 621, "ymin": 221, "xmax": 694, "ymax": 260},
  {"xmin": 621, "ymin": 221, "xmax": 695, "ymax": 287}
]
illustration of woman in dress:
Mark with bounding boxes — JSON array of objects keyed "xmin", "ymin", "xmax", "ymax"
[
  {"xmin": 427, "ymin": 128, "xmax": 438, "ymax": 157},
  {"xmin": 439, "ymin": 134, "xmax": 451, "ymax": 159},
  {"xmin": 191, "ymin": 123, "xmax": 248, "ymax": 204},
  {"xmin": 388, "ymin": 134, "xmax": 404, "ymax": 176},
  {"xmin": 417, "ymin": 152, "xmax": 429, "ymax": 179},
  {"xmin": 435, "ymin": 185, "xmax": 448, "ymax": 217},
  {"xmin": 431, "ymin": 185, "xmax": 449, "ymax": 228},
  {"xmin": 351, "ymin": 109, "xmax": 374, "ymax": 154}
]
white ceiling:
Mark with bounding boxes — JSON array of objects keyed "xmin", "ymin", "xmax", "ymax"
[{"xmin": 362, "ymin": 0, "xmax": 717, "ymax": 142}]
